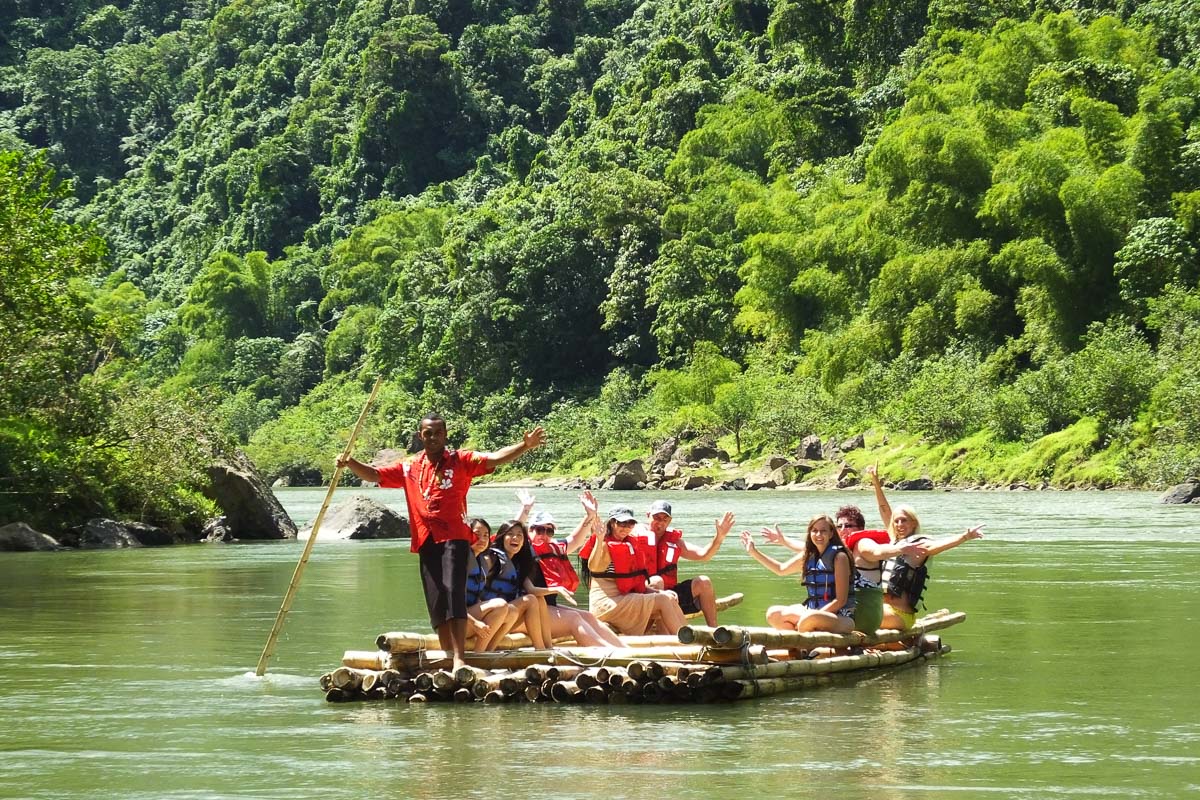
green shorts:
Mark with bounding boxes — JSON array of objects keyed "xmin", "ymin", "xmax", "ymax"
[{"xmin": 853, "ymin": 586, "xmax": 884, "ymax": 634}]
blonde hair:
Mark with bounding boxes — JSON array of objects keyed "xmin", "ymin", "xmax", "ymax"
[{"xmin": 888, "ymin": 505, "xmax": 921, "ymax": 541}]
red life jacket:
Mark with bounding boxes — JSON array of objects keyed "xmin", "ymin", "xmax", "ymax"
[
  {"xmin": 532, "ymin": 538, "xmax": 580, "ymax": 593},
  {"xmin": 655, "ymin": 529, "xmax": 685, "ymax": 589},
  {"xmin": 581, "ymin": 534, "xmax": 653, "ymax": 593}
]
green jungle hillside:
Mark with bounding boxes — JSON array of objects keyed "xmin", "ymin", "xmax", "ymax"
[{"xmin": 3, "ymin": 0, "xmax": 1199, "ymax": 532}]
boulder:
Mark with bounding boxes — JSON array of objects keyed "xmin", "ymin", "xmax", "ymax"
[
  {"xmin": 79, "ymin": 518, "xmax": 142, "ymax": 549},
  {"xmin": 271, "ymin": 463, "xmax": 323, "ymax": 488},
  {"xmin": 662, "ymin": 461, "xmax": 683, "ymax": 480},
  {"xmin": 1160, "ymin": 480, "xmax": 1200, "ymax": 504},
  {"xmin": 681, "ymin": 475, "xmax": 713, "ymax": 490},
  {"xmin": 745, "ymin": 473, "xmax": 777, "ymax": 490},
  {"xmin": 650, "ymin": 437, "xmax": 680, "ymax": 468},
  {"xmin": 122, "ymin": 522, "xmax": 179, "ymax": 547},
  {"xmin": 797, "ymin": 435, "xmax": 823, "ymax": 460},
  {"xmin": 725, "ymin": 477, "xmax": 747, "ymax": 491},
  {"xmin": 303, "ymin": 495, "xmax": 410, "ymax": 540},
  {"xmin": 0, "ymin": 522, "xmax": 60, "ymax": 552},
  {"xmin": 202, "ymin": 516, "xmax": 235, "ymax": 543},
  {"xmin": 203, "ymin": 452, "xmax": 298, "ymax": 540},
  {"xmin": 680, "ymin": 438, "xmax": 729, "ymax": 463},
  {"xmin": 895, "ymin": 477, "xmax": 935, "ymax": 491},
  {"xmin": 792, "ymin": 460, "xmax": 818, "ymax": 478},
  {"xmin": 764, "ymin": 455, "xmax": 791, "ymax": 471},
  {"xmin": 836, "ymin": 464, "xmax": 860, "ymax": 489},
  {"xmin": 821, "ymin": 436, "xmax": 842, "ymax": 461},
  {"xmin": 839, "ymin": 433, "xmax": 865, "ymax": 452},
  {"xmin": 604, "ymin": 460, "xmax": 649, "ymax": 491}
]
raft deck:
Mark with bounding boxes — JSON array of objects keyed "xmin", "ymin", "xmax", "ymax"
[{"xmin": 319, "ymin": 609, "xmax": 966, "ymax": 704}]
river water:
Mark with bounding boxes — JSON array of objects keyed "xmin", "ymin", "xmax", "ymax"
[{"xmin": 2, "ymin": 487, "xmax": 1198, "ymax": 799}]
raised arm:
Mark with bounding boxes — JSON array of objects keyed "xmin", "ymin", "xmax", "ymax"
[
  {"xmin": 866, "ymin": 464, "xmax": 892, "ymax": 529},
  {"xmin": 854, "ymin": 536, "xmax": 929, "ymax": 563},
  {"xmin": 335, "ymin": 455, "xmax": 382, "ymax": 485},
  {"xmin": 680, "ymin": 511, "xmax": 735, "ymax": 561},
  {"xmin": 921, "ymin": 524, "xmax": 985, "ymax": 558},
  {"xmin": 481, "ymin": 427, "xmax": 546, "ymax": 470},
  {"xmin": 760, "ymin": 524, "xmax": 805, "ymax": 553},
  {"xmin": 587, "ymin": 521, "xmax": 611, "ymax": 574},
  {"xmin": 563, "ymin": 491, "xmax": 599, "ymax": 553},
  {"xmin": 740, "ymin": 530, "xmax": 806, "ymax": 576},
  {"xmin": 514, "ymin": 488, "xmax": 535, "ymax": 524}
]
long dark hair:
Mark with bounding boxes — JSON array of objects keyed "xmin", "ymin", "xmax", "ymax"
[
  {"xmin": 492, "ymin": 519, "xmax": 535, "ymax": 584},
  {"xmin": 802, "ymin": 514, "xmax": 846, "ymax": 577}
]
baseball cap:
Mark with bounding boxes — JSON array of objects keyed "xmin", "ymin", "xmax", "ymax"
[
  {"xmin": 607, "ymin": 507, "xmax": 636, "ymax": 523},
  {"xmin": 649, "ymin": 499, "xmax": 672, "ymax": 517}
]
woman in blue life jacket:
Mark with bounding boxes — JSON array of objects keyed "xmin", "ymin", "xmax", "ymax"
[
  {"xmin": 479, "ymin": 520, "xmax": 576, "ymax": 649},
  {"xmin": 464, "ymin": 518, "xmax": 519, "ymax": 651},
  {"xmin": 740, "ymin": 513, "xmax": 856, "ymax": 634},
  {"xmin": 879, "ymin": 506, "xmax": 984, "ymax": 631}
]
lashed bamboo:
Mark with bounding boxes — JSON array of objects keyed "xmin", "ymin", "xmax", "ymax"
[
  {"xmin": 718, "ymin": 646, "xmax": 922, "ymax": 680},
  {"xmin": 524, "ymin": 685, "xmax": 542, "ymax": 702},
  {"xmin": 319, "ymin": 673, "xmax": 333, "ymax": 692},
  {"xmin": 331, "ymin": 666, "xmax": 373, "ymax": 691},
  {"xmin": 431, "ymin": 670, "xmax": 458, "ymax": 692},
  {"xmin": 550, "ymin": 681, "xmax": 581, "ymax": 701},
  {"xmin": 682, "ymin": 592, "xmax": 744, "ymax": 620},
  {"xmin": 584, "ymin": 686, "xmax": 609, "ymax": 703},
  {"xmin": 732, "ymin": 675, "xmax": 827, "ymax": 698},
  {"xmin": 678, "ymin": 611, "xmax": 967, "ymax": 650},
  {"xmin": 341, "ymin": 650, "xmax": 389, "ymax": 670},
  {"xmin": 389, "ymin": 643, "xmax": 767, "ymax": 671}
]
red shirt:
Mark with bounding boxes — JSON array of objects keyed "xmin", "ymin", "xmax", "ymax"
[{"xmin": 375, "ymin": 449, "xmax": 493, "ymax": 552}]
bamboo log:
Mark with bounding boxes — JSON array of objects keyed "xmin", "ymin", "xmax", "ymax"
[
  {"xmin": 719, "ymin": 646, "xmax": 924, "ymax": 681},
  {"xmin": 683, "ymin": 592, "xmax": 744, "ymax": 620},
  {"xmin": 732, "ymin": 675, "xmax": 827, "ymax": 698},
  {"xmin": 318, "ymin": 673, "xmax": 333, "ymax": 692},
  {"xmin": 432, "ymin": 670, "xmax": 458, "ymax": 692},
  {"xmin": 550, "ymin": 681, "xmax": 581, "ymax": 702},
  {"xmin": 584, "ymin": 685, "xmax": 609, "ymax": 703},
  {"xmin": 454, "ymin": 665, "xmax": 488, "ymax": 686},
  {"xmin": 453, "ymin": 688, "xmax": 474, "ymax": 703},
  {"xmin": 325, "ymin": 687, "xmax": 353, "ymax": 702},
  {"xmin": 342, "ymin": 650, "xmax": 389, "ymax": 670},
  {"xmin": 331, "ymin": 666, "xmax": 372, "ymax": 691},
  {"xmin": 408, "ymin": 693, "xmax": 428, "ymax": 703},
  {"xmin": 679, "ymin": 612, "xmax": 966, "ymax": 651},
  {"xmin": 414, "ymin": 672, "xmax": 435, "ymax": 692},
  {"xmin": 524, "ymin": 685, "xmax": 542, "ymax": 702},
  {"xmin": 376, "ymin": 630, "xmax": 574, "ymax": 654},
  {"xmin": 390, "ymin": 643, "xmax": 765, "ymax": 671}
]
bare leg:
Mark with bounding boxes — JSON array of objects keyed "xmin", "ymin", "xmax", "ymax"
[
  {"xmin": 652, "ymin": 592, "xmax": 687, "ymax": 635},
  {"xmin": 766, "ymin": 604, "xmax": 806, "ymax": 631},
  {"xmin": 514, "ymin": 595, "xmax": 549, "ymax": 649},
  {"xmin": 474, "ymin": 600, "xmax": 511, "ymax": 651},
  {"xmin": 491, "ymin": 605, "xmax": 520, "ymax": 648},
  {"xmin": 796, "ymin": 610, "xmax": 854, "ymax": 634},
  {"xmin": 548, "ymin": 606, "xmax": 623, "ymax": 647},
  {"xmin": 436, "ymin": 618, "xmax": 468, "ymax": 670},
  {"xmin": 536, "ymin": 596, "xmax": 554, "ymax": 647},
  {"xmin": 691, "ymin": 575, "xmax": 718, "ymax": 627}
]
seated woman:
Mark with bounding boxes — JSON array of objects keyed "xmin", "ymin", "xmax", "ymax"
[
  {"xmin": 527, "ymin": 492, "xmax": 624, "ymax": 647},
  {"xmin": 582, "ymin": 507, "xmax": 687, "ymax": 636},
  {"xmin": 879, "ymin": 506, "xmax": 984, "ymax": 631},
  {"xmin": 479, "ymin": 520, "xmax": 575, "ymax": 649},
  {"xmin": 741, "ymin": 513, "xmax": 855, "ymax": 634},
  {"xmin": 464, "ymin": 518, "xmax": 518, "ymax": 652}
]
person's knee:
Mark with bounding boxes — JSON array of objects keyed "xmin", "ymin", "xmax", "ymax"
[
  {"xmin": 694, "ymin": 575, "xmax": 713, "ymax": 597},
  {"xmin": 647, "ymin": 575, "xmax": 665, "ymax": 591}
]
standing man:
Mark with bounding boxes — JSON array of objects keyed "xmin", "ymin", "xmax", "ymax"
[
  {"xmin": 337, "ymin": 414, "xmax": 545, "ymax": 670},
  {"xmin": 642, "ymin": 500, "xmax": 735, "ymax": 627}
]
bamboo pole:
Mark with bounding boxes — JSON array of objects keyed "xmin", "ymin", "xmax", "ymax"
[
  {"xmin": 255, "ymin": 375, "xmax": 384, "ymax": 677},
  {"xmin": 682, "ymin": 592, "xmax": 744, "ymax": 620},
  {"xmin": 342, "ymin": 650, "xmax": 389, "ymax": 670},
  {"xmin": 389, "ymin": 643, "xmax": 764, "ymax": 671}
]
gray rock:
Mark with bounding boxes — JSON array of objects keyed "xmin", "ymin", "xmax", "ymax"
[
  {"xmin": 80, "ymin": 518, "xmax": 142, "ymax": 549},
  {"xmin": 303, "ymin": 495, "xmax": 410, "ymax": 540},
  {"xmin": 681, "ymin": 475, "xmax": 713, "ymax": 490},
  {"xmin": 662, "ymin": 461, "xmax": 683, "ymax": 480},
  {"xmin": 764, "ymin": 455, "xmax": 790, "ymax": 471},
  {"xmin": 650, "ymin": 437, "xmax": 680, "ymax": 468},
  {"xmin": 839, "ymin": 433, "xmax": 865, "ymax": 452},
  {"xmin": 744, "ymin": 473, "xmax": 777, "ymax": 490},
  {"xmin": 204, "ymin": 451, "xmax": 298, "ymax": 540},
  {"xmin": 836, "ymin": 464, "xmax": 860, "ymax": 488},
  {"xmin": 821, "ymin": 436, "xmax": 842, "ymax": 461},
  {"xmin": 680, "ymin": 438, "xmax": 730, "ymax": 463},
  {"xmin": 1160, "ymin": 480, "xmax": 1200, "ymax": 504},
  {"xmin": 0, "ymin": 522, "xmax": 60, "ymax": 552},
  {"xmin": 202, "ymin": 517, "xmax": 235, "ymax": 543},
  {"xmin": 792, "ymin": 460, "xmax": 818, "ymax": 477},
  {"xmin": 604, "ymin": 460, "xmax": 649, "ymax": 491},
  {"xmin": 725, "ymin": 477, "xmax": 747, "ymax": 491},
  {"xmin": 895, "ymin": 477, "xmax": 935, "ymax": 491},
  {"xmin": 797, "ymin": 435, "xmax": 823, "ymax": 460},
  {"xmin": 272, "ymin": 477, "xmax": 290, "ymax": 488},
  {"xmin": 122, "ymin": 522, "xmax": 179, "ymax": 547}
]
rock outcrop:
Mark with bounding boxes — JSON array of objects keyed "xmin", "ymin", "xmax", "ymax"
[
  {"xmin": 203, "ymin": 451, "xmax": 298, "ymax": 540},
  {"xmin": 604, "ymin": 460, "xmax": 649, "ymax": 490},
  {"xmin": 303, "ymin": 495, "xmax": 410, "ymax": 540},
  {"xmin": 1160, "ymin": 479, "xmax": 1200, "ymax": 504},
  {"xmin": 0, "ymin": 522, "xmax": 60, "ymax": 552},
  {"xmin": 79, "ymin": 518, "xmax": 142, "ymax": 549}
]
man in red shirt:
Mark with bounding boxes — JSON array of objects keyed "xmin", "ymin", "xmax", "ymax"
[{"xmin": 337, "ymin": 414, "xmax": 545, "ymax": 670}]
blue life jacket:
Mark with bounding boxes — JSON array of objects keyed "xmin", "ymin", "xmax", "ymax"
[
  {"xmin": 803, "ymin": 543, "xmax": 856, "ymax": 612},
  {"xmin": 480, "ymin": 548, "xmax": 521, "ymax": 602},
  {"xmin": 465, "ymin": 551, "xmax": 487, "ymax": 606}
]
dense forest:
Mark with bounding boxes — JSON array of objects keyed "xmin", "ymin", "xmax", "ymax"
[{"xmin": 2, "ymin": 0, "xmax": 1199, "ymax": 532}]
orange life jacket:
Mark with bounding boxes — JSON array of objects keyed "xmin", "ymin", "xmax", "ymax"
[
  {"xmin": 532, "ymin": 538, "xmax": 580, "ymax": 593},
  {"xmin": 655, "ymin": 529, "xmax": 685, "ymax": 589},
  {"xmin": 581, "ymin": 534, "xmax": 653, "ymax": 594}
]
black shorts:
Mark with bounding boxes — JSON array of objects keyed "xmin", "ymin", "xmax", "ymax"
[
  {"xmin": 673, "ymin": 578, "xmax": 700, "ymax": 615},
  {"xmin": 419, "ymin": 538, "xmax": 469, "ymax": 627}
]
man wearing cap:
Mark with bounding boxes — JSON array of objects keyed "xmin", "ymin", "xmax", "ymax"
[
  {"xmin": 641, "ymin": 500, "xmax": 735, "ymax": 627},
  {"xmin": 336, "ymin": 413, "xmax": 545, "ymax": 671}
]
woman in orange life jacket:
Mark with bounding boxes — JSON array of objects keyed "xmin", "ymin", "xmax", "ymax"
[
  {"xmin": 583, "ymin": 506, "xmax": 688, "ymax": 636},
  {"xmin": 463, "ymin": 518, "xmax": 520, "ymax": 652},
  {"xmin": 479, "ymin": 519, "xmax": 576, "ymax": 649},
  {"xmin": 527, "ymin": 491, "xmax": 624, "ymax": 647},
  {"xmin": 740, "ymin": 513, "xmax": 856, "ymax": 634},
  {"xmin": 640, "ymin": 499, "xmax": 735, "ymax": 627},
  {"xmin": 878, "ymin": 505, "xmax": 985, "ymax": 632}
]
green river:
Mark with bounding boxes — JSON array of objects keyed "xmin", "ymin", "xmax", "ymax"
[{"xmin": 2, "ymin": 487, "xmax": 1198, "ymax": 799}]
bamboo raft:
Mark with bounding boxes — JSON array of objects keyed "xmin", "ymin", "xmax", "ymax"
[{"xmin": 318, "ymin": 608, "xmax": 966, "ymax": 704}]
